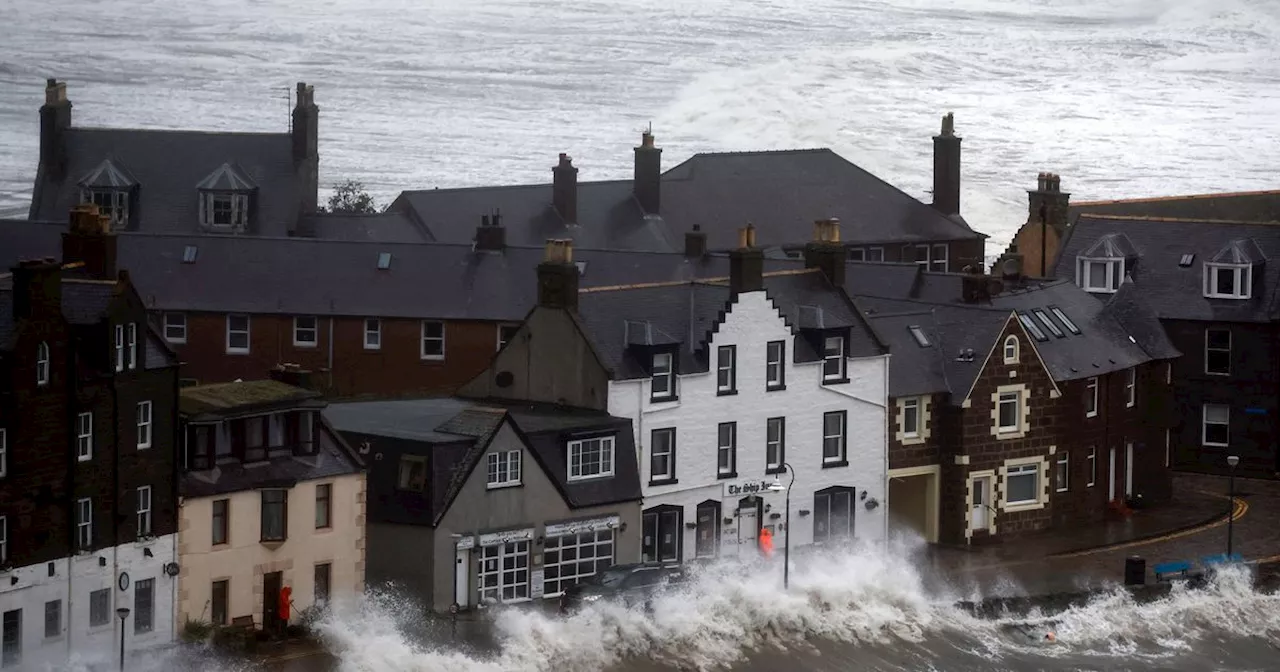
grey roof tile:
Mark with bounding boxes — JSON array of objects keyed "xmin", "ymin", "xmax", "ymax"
[
  {"xmin": 1069, "ymin": 191, "xmax": 1280, "ymax": 224},
  {"xmin": 299, "ymin": 211, "xmax": 431, "ymax": 243},
  {"xmin": 180, "ymin": 419, "xmax": 362, "ymax": 499}
]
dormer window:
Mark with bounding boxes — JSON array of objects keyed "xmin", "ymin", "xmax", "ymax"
[
  {"xmin": 650, "ymin": 352, "xmax": 675, "ymax": 401},
  {"xmin": 197, "ymin": 163, "xmax": 257, "ymax": 232},
  {"xmin": 1076, "ymin": 257, "xmax": 1122, "ymax": 293},
  {"xmin": 822, "ymin": 335, "xmax": 846, "ymax": 382},
  {"xmin": 77, "ymin": 158, "xmax": 137, "ymax": 230},
  {"xmin": 1204, "ymin": 263, "xmax": 1251, "ymax": 299}
]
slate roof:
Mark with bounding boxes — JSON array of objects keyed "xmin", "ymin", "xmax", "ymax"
[
  {"xmin": 1069, "ymin": 190, "xmax": 1280, "ymax": 225},
  {"xmin": 391, "ymin": 148, "xmax": 984, "ymax": 252},
  {"xmin": 298, "ymin": 211, "xmax": 430, "ymax": 243},
  {"xmin": 1054, "ymin": 215, "xmax": 1280, "ymax": 323},
  {"xmin": 29, "ymin": 129, "xmax": 303, "ymax": 236},
  {"xmin": 576, "ymin": 268, "xmax": 887, "ymax": 380},
  {"xmin": 180, "ymin": 418, "xmax": 363, "ymax": 499}
]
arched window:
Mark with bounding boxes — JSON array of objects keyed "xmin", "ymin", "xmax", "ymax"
[
  {"xmin": 1003, "ymin": 335, "xmax": 1019, "ymax": 364},
  {"xmin": 36, "ymin": 341, "xmax": 50, "ymax": 385}
]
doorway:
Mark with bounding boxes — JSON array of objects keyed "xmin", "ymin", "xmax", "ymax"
[
  {"xmin": 454, "ymin": 546, "xmax": 471, "ymax": 609},
  {"xmin": 263, "ymin": 571, "xmax": 282, "ymax": 635},
  {"xmin": 737, "ymin": 500, "xmax": 759, "ymax": 553},
  {"xmin": 888, "ymin": 465, "xmax": 940, "ymax": 543},
  {"xmin": 971, "ymin": 475, "xmax": 991, "ymax": 532}
]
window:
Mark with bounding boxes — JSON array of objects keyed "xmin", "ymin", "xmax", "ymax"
[
  {"xmin": 114, "ymin": 324, "xmax": 124, "ymax": 372},
  {"xmin": 1204, "ymin": 263, "xmax": 1252, "ymax": 299},
  {"xmin": 0, "ymin": 516, "xmax": 5, "ymax": 564},
  {"xmin": 226, "ymin": 314, "xmax": 250, "ymax": 353},
  {"xmin": 420, "ymin": 321, "xmax": 445, "ymax": 359},
  {"xmin": 136, "ymin": 401, "xmax": 152, "ymax": 449},
  {"xmin": 1205, "ymin": 328, "xmax": 1231, "ymax": 375},
  {"xmin": 909, "ymin": 326, "xmax": 930, "ymax": 347},
  {"xmin": 1003, "ymin": 335, "xmax": 1019, "ymax": 364},
  {"xmin": 1077, "ymin": 258, "xmax": 1121, "ymax": 293},
  {"xmin": 766, "ymin": 340, "xmax": 786, "ymax": 389},
  {"xmin": 292, "ymin": 411, "xmax": 317, "ymax": 455},
  {"xmin": 847, "ymin": 247, "xmax": 864, "ymax": 261},
  {"xmin": 823, "ymin": 411, "xmax": 847, "ymax": 464},
  {"xmin": 1050, "ymin": 307, "xmax": 1080, "ymax": 334},
  {"xmin": 133, "ymin": 578, "xmax": 154, "ymax": 634},
  {"xmin": 497, "ymin": 324, "xmax": 520, "ymax": 351},
  {"xmin": 1085, "ymin": 377, "xmax": 1099, "ymax": 418},
  {"xmin": 1203, "ymin": 404, "xmax": 1230, "ymax": 446},
  {"xmin": 650, "ymin": 428, "xmax": 675, "ymax": 483},
  {"xmin": 866, "ymin": 247, "xmax": 885, "ymax": 262},
  {"xmin": 642, "ymin": 507, "xmax": 683, "ymax": 562},
  {"xmin": 1033, "ymin": 309, "xmax": 1065, "ymax": 338},
  {"xmin": 212, "ymin": 499, "xmax": 229, "ymax": 545},
  {"xmin": 765, "ymin": 417, "xmax": 785, "ymax": 473},
  {"xmin": 186, "ymin": 425, "xmax": 213, "ymax": 470},
  {"xmin": 76, "ymin": 498, "xmax": 92, "ymax": 550},
  {"xmin": 314, "ymin": 563, "xmax": 331, "ymax": 605},
  {"xmin": 89, "ymin": 589, "xmax": 109, "ymax": 627},
  {"xmin": 127, "ymin": 323, "xmax": 137, "ymax": 370},
  {"xmin": 543, "ymin": 530, "xmax": 613, "ymax": 596},
  {"xmin": 201, "ymin": 192, "xmax": 248, "ymax": 229},
  {"xmin": 813, "ymin": 487, "xmax": 853, "ymax": 543},
  {"xmin": 1125, "ymin": 368, "xmax": 1137, "ymax": 408},
  {"xmin": 650, "ymin": 352, "xmax": 675, "ymax": 400},
  {"xmin": 1005, "ymin": 463, "xmax": 1040, "ymax": 506},
  {"xmin": 377, "ymin": 252, "xmax": 392, "ymax": 270},
  {"xmin": 82, "ymin": 188, "xmax": 129, "ymax": 227},
  {"xmin": 243, "ymin": 416, "xmax": 267, "ymax": 462},
  {"xmin": 293, "ymin": 316, "xmax": 318, "ymax": 347},
  {"xmin": 363, "ymin": 319, "xmax": 381, "ymax": 350},
  {"xmin": 997, "ymin": 391, "xmax": 1021, "ymax": 433},
  {"xmin": 930, "ymin": 244, "xmax": 949, "ymax": 272},
  {"xmin": 716, "ymin": 345, "xmax": 737, "ymax": 394},
  {"xmin": 1087, "ymin": 447, "xmax": 1097, "ymax": 487},
  {"xmin": 136, "ymin": 486, "xmax": 152, "ymax": 538},
  {"xmin": 479, "ymin": 541, "xmax": 530, "ymax": 603},
  {"xmin": 568, "ymin": 436, "xmax": 614, "ymax": 481},
  {"xmin": 36, "ymin": 342, "xmax": 49, "ymax": 385},
  {"xmin": 160, "ymin": 313, "xmax": 186, "ymax": 344},
  {"xmin": 822, "ymin": 336, "xmax": 846, "ymax": 381},
  {"xmin": 1179, "ymin": 253, "xmax": 1196, "ymax": 267},
  {"xmin": 902, "ymin": 397, "xmax": 921, "ymax": 438},
  {"xmin": 1055, "ymin": 453, "xmax": 1069, "ymax": 492},
  {"xmin": 211, "ymin": 580, "xmax": 228, "ymax": 626},
  {"xmin": 914, "ymin": 244, "xmax": 930, "ymax": 267},
  {"xmin": 182, "ymin": 245, "xmax": 198, "ymax": 263},
  {"xmin": 486, "ymin": 451, "xmax": 522, "ymax": 489},
  {"xmin": 315, "ymin": 483, "xmax": 332, "ymax": 528},
  {"xmin": 398, "ymin": 455, "xmax": 427, "ymax": 492},
  {"xmin": 77, "ymin": 412, "xmax": 93, "ymax": 461},
  {"xmin": 260, "ymin": 489, "xmax": 288, "ymax": 542},
  {"xmin": 1019, "ymin": 313, "xmax": 1047, "ymax": 342},
  {"xmin": 2, "ymin": 609, "xmax": 20, "ymax": 667},
  {"xmin": 695, "ymin": 502, "xmax": 721, "ymax": 558},
  {"xmin": 44, "ymin": 600, "xmax": 60, "ymax": 639},
  {"xmin": 0, "ymin": 430, "xmax": 6, "ymax": 479},
  {"xmin": 717, "ymin": 422, "xmax": 737, "ymax": 477}
]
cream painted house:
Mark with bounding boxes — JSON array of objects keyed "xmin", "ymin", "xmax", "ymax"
[{"xmin": 174, "ymin": 375, "xmax": 365, "ymax": 633}]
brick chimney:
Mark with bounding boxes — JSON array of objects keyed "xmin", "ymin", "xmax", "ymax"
[
  {"xmin": 270, "ymin": 363, "xmax": 314, "ymax": 390},
  {"xmin": 1028, "ymin": 172, "xmax": 1071, "ymax": 234},
  {"xmin": 11, "ymin": 258, "xmax": 63, "ymax": 321},
  {"xmin": 291, "ymin": 82, "xmax": 319, "ymax": 213},
  {"xmin": 633, "ymin": 129, "xmax": 662, "ymax": 215},
  {"xmin": 684, "ymin": 225, "xmax": 707, "ymax": 258},
  {"xmin": 553, "ymin": 153, "xmax": 578, "ymax": 224},
  {"xmin": 728, "ymin": 224, "xmax": 763, "ymax": 296},
  {"xmin": 537, "ymin": 239, "xmax": 579, "ymax": 311},
  {"xmin": 931, "ymin": 113, "xmax": 962, "ymax": 217},
  {"xmin": 475, "ymin": 212, "xmax": 506, "ymax": 251},
  {"xmin": 803, "ymin": 217, "xmax": 845, "ymax": 287},
  {"xmin": 62, "ymin": 203, "xmax": 117, "ymax": 279},
  {"xmin": 39, "ymin": 79, "xmax": 72, "ymax": 181}
]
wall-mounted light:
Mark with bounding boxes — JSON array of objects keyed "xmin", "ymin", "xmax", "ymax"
[
  {"xmin": 684, "ymin": 522, "xmax": 698, "ymax": 530},
  {"xmin": 799, "ymin": 510, "xmax": 811, "ymax": 517},
  {"xmin": 864, "ymin": 498, "xmax": 880, "ymax": 511},
  {"xmin": 769, "ymin": 513, "xmax": 781, "ymax": 521},
  {"xmin": 722, "ymin": 517, "xmax": 733, "ymax": 525}
]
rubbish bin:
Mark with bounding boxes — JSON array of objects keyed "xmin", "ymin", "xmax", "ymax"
[{"xmin": 1124, "ymin": 556, "xmax": 1146, "ymax": 586}]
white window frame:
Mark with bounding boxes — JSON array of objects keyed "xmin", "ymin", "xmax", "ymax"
[
  {"xmin": 1202, "ymin": 404, "xmax": 1230, "ymax": 447},
  {"xmin": 650, "ymin": 428, "xmax": 675, "ymax": 482},
  {"xmin": 1004, "ymin": 462, "xmax": 1041, "ymax": 508},
  {"xmin": 136, "ymin": 401, "xmax": 152, "ymax": 449},
  {"xmin": 568, "ymin": 436, "xmax": 615, "ymax": 481},
  {"xmin": 765, "ymin": 340, "xmax": 786, "ymax": 389},
  {"xmin": 716, "ymin": 345, "xmax": 736, "ymax": 393},
  {"xmin": 717, "ymin": 422, "xmax": 736, "ymax": 476},
  {"xmin": 479, "ymin": 540, "xmax": 530, "ymax": 603},
  {"xmin": 201, "ymin": 192, "xmax": 249, "ymax": 229},
  {"xmin": 1085, "ymin": 377, "xmax": 1099, "ymax": 418},
  {"xmin": 1205, "ymin": 328, "xmax": 1231, "ymax": 375},
  {"xmin": 542, "ymin": 530, "xmax": 614, "ymax": 597},
  {"xmin": 0, "ymin": 516, "xmax": 5, "ymax": 564},
  {"xmin": 163, "ymin": 313, "xmax": 187, "ymax": 344},
  {"xmin": 136, "ymin": 486, "xmax": 152, "ymax": 538},
  {"xmin": 81, "ymin": 188, "xmax": 130, "ymax": 228},
  {"xmin": 226, "ymin": 314, "xmax": 250, "ymax": 354},
  {"xmin": 76, "ymin": 412, "xmax": 93, "ymax": 461},
  {"xmin": 930, "ymin": 243, "xmax": 949, "ymax": 272},
  {"xmin": 650, "ymin": 352, "xmax": 674, "ymax": 400},
  {"xmin": 1087, "ymin": 446, "xmax": 1097, "ymax": 486},
  {"xmin": 1204, "ymin": 263, "xmax": 1252, "ymax": 300},
  {"xmin": 766, "ymin": 417, "xmax": 785, "ymax": 471},
  {"xmin": 1003, "ymin": 335, "xmax": 1019, "ymax": 364},
  {"xmin": 420, "ymin": 320, "xmax": 445, "ymax": 360},
  {"xmin": 496, "ymin": 323, "xmax": 520, "ymax": 352},
  {"xmin": 76, "ymin": 498, "xmax": 92, "ymax": 550},
  {"xmin": 996, "ymin": 391, "xmax": 1021, "ymax": 433},
  {"xmin": 114, "ymin": 324, "xmax": 124, "ymax": 372},
  {"xmin": 0, "ymin": 429, "xmax": 5, "ymax": 479},
  {"xmin": 866, "ymin": 247, "xmax": 885, "ymax": 262},
  {"xmin": 1077, "ymin": 257, "xmax": 1122, "ymax": 294},
  {"xmin": 822, "ymin": 410, "xmax": 847, "ymax": 464},
  {"xmin": 36, "ymin": 342, "xmax": 50, "ymax": 385},
  {"xmin": 1055, "ymin": 452, "xmax": 1069, "ymax": 492},
  {"xmin": 822, "ymin": 335, "xmax": 846, "ymax": 381},
  {"xmin": 127, "ymin": 323, "xmax": 137, "ymax": 370},
  {"xmin": 1125, "ymin": 368, "xmax": 1136, "ymax": 408},
  {"xmin": 292, "ymin": 316, "xmax": 318, "ymax": 347},
  {"xmin": 486, "ymin": 450, "xmax": 522, "ymax": 489},
  {"xmin": 901, "ymin": 397, "xmax": 921, "ymax": 438},
  {"xmin": 363, "ymin": 318, "xmax": 381, "ymax": 350}
]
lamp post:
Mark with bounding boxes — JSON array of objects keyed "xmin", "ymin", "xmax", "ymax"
[
  {"xmin": 1227, "ymin": 455, "xmax": 1240, "ymax": 559},
  {"xmin": 768, "ymin": 462, "xmax": 796, "ymax": 589},
  {"xmin": 116, "ymin": 607, "xmax": 130, "ymax": 671}
]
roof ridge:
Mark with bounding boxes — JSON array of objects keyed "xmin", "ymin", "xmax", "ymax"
[
  {"xmin": 579, "ymin": 267, "xmax": 822, "ymax": 294},
  {"xmin": 400, "ymin": 178, "xmax": 629, "ymax": 197},
  {"xmin": 71, "ymin": 127, "xmax": 290, "ymax": 138},
  {"xmin": 1073, "ymin": 189, "xmax": 1280, "ymax": 206},
  {"xmin": 1076, "ymin": 213, "xmax": 1280, "ymax": 226}
]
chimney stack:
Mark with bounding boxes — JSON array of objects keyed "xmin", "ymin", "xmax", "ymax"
[
  {"xmin": 728, "ymin": 224, "xmax": 764, "ymax": 296},
  {"xmin": 270, "ymin": 363, "xmax": 314, "ymax": 391},
  {"xmin": 537, "ymin": 239, "xmax": 579, "ymax": 311},
  {"xmin": 62, "ymin": 203, "xmax": 118, "ymax": 279},
  {"xmin": 960, "ymin": 265, "xmax": 992, "ymax": 304},
  {"xmin": 11, "ymin": 257, "xmax": 63, "ymax": 321},
  {"xmin": 475, "ymin": 211, "xmax": 506, "ymax": 251},
  {"xmin": 291, "ymin": 82, "xmax": 319, "ymax": 213},
  {"xmin": 39, "ymin": 78, "xmax": 72, "ymax": 180},
  {"xmin": 684, "ymin": 225, "xmax": 707, "ymax": 258},
  {"xmin": 931, "ymin": 112, "xmax": 962, "ymax": 217},
  {"xmin": 803, "ymin": 217, "xmax": 845, "ymax": 287},
  {"xmin": 633, "ymin": 128, "xmax": 662, "ymax": 214},
  {"xmin": 1028, "ymin": 171, "xmax": 1071, "ymax": 233},
  {"xmin": 553, "ymin": 153, "xmax": 579, "ymax": 224}
]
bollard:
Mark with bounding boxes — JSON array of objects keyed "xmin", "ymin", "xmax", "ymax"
[{"xmin": 1124, "ymin": 555, "xmax": 1146, "ymax": 586}]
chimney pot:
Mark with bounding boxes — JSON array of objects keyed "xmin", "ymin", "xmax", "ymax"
[
  {"xmin": 544, "ymin": 238, "xmax": 573, "ymax": 264},
  {"xmin": 737, "ymin": 224, "xmax": 757, "ymax": 249},
  {"xmin": 931, "ymin": 113, "xmax": 962, "ymax": 216},
  {"xmin": 813, "ymin": 218, "xmax": 841, "ymax": 244}
]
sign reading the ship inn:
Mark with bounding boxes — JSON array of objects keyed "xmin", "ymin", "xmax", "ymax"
[{"xmin": 723, "ymin": 479, "xmax": 773, "ymax": 498}]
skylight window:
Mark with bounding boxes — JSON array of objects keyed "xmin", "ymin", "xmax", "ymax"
[
  {"xmin": 1179, "ymin": 254, "xmax": 1195, "ymax": 267},
  {"xmin": 377, "ymin": 252, "xmax": 392, "ymax": 270},
  {"xmin": 1018, "ymin": 313, "xmax": 1048, "ymax": 342},
  {"xmin": 576, "ymin": 261, "xmax": 588, "ymax": 275},
  {"xmin": 1050, "ymin": 307, "xmax": 1080, "ymax": 335},
  {"xmin": 182, "ymin": 245, "xmax": 198, "ymax": 264},
  {"xmin": 908, "ymin": 325, "xmax": 930, "ymax": 347},
  {"xmin": 1033, "ymin": 309, "xmax": 1065, "ymax": 338}
]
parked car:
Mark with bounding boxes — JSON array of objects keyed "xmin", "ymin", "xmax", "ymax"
[{"xmin": 559, "ymin": 562, "xmax": 691, "ymax": 613}]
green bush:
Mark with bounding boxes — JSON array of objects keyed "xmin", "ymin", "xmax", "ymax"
[{"xmin": 181, "ymin": 618, "xmax": 214, "ymax": 642}]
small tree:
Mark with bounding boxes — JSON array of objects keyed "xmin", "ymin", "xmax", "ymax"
[{"xmin": 324, "ymin": 180, "xmax": 379, "ymax": 214}]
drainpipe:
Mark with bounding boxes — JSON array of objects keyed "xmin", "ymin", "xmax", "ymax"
[
  {"xmin": 882, "ymin": 353, "xmax": 890, "ymax": 544},
  {"xmin": 327, "ymin": 316, "xmax": 335, "ymax": 392},
  {"xmin": 111, "ymin": 364, "xmax": 123, "ymax": 655}
]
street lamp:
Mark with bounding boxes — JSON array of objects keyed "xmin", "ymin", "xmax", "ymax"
[
  {"xmin": 768, "ymin": 462, "xmax": 795, "ymax": 589},
  {"xmin": 1227, "ymin": 455, "xmax": 1240, "ymax": 559},
  {"xmin": 115, "ymin": 607, "xmax": 130, "ymax": 671}
]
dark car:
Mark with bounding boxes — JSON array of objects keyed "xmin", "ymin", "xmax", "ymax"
[{"xmin": 559, "ymin": 562, "xmax": 690, "ymax": 613}]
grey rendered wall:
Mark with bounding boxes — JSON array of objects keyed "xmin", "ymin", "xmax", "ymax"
[{"xmin": 367, "ymin": 521, "xmax": 436, "ymax": 609}]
